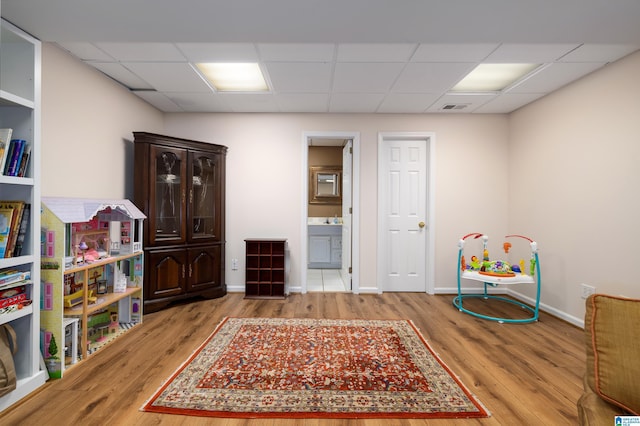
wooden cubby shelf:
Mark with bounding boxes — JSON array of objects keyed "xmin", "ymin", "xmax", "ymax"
[{"xmin": 244, "ymin": 239, "xmax": 287, "ymax": 299}]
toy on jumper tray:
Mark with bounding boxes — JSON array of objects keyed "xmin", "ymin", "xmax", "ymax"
[{"xmin": 459, "ymin": 233, "xmax": 536, "ymax": 278}]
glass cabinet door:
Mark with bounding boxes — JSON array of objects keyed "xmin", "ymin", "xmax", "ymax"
[
  {"xmin": 150, "ymin": 145, "xmax": 187, "ymax": 244},
  {"xmin": 190, "ymin": 151, "xmax": 219, "ymax": 241}
]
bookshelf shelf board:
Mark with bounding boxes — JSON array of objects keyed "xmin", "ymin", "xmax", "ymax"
[
  {"xmin": 0, "ymin": 176, "xmax": 34, "ymax": 185},
  {"xmin": 0, "ymin": 90, "xmax": 34, "ymax": 109},
  {"xmin": 0, "ymin": 303, "xmax": 33, "ymax": 324}
]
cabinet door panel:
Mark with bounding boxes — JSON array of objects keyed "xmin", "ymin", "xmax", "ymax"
[
  {"xmin": 188, "ymin": 245, "xmax": 222, "ymax": 292},
  {"xmin": 149, "ymin": 145, "xmax": 187, "ymax": 245},
  {"xmin": 309, "ymin": 236, "xmax": 331, "ymax": 263},
  {"xmin": 189, "ymin": 151, "xmax": 222, "ymax": 242},
  {"xmin": 147, "ymin": 249, "xmax": 187, "ymax": 299}
]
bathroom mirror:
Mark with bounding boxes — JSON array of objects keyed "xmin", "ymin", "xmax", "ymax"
[{"xmin": 309, "ymin": 166, "xmax": 342, "ymax": 204}]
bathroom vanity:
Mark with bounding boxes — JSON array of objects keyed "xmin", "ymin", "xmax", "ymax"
[{"xmin": 308, "ymin": 219, "xmax": 342, "ymax": 269}]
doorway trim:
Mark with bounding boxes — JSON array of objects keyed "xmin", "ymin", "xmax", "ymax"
[
  {"xmin": 301, "ymin": 131, "xmax": 360, "ymax": 293},
  {"xmin": 377, "ymin": 132, "xmax": 436, "ymax": 294}
]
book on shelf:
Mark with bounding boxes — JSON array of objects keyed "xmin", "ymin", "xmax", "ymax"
[
  {"xmin": 17, "ymin": 143, "xmax": 32, "ymax": 177},
  {"xmin": 3, "ymin": 139, "xmax": 16, "ymax": 175},
  {"xmin": 5, "ymin": 139, "xmax": 26, "ymax": 177},
  {"xmin": 1, "ymin": 137, "xmax": 16, "ymax": 176},
  {"xmin": 0, "ymin": 284, "xmax": 27, "ymax": 309},
  {"xmin": 0, "ymin": 284, "xmax": 26, "ymax": 299},
  {"xmin": 0, "ymin": 201, "xmax": 25, "ymax": 257},
  {"xmin": 0, "ymin": 269, "xmax": 31, "ymax": 286},
  {"xmin": 0, "ymin": 208, "xmax": 13, "ymax": 257},
  {"xmin": 0, "ymin": 128, "xmax": 13, "ymax": 173},
  {"xmin": 13, "ymin": 203, "xmax": 31, "ymax": 257}
]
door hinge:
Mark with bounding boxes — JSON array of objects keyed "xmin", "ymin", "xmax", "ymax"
[
  {"xmin": 349, "ymin": 207, "xmax": 352, "ymax": 214},
  {"xmin": 349, "ymin": 267, "xmax": 352, "ymax": 273}
]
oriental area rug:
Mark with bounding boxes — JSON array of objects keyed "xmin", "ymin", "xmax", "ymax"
[{"xmin": 141, "ymin": 317, "xmax": 489, "ymax": 419}]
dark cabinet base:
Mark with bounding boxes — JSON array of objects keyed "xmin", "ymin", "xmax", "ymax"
[
  {"xmin": 143, "ymin": 245, "xmax": 227, "ymax": 313},
  {"xmin": 144, "ymin": 285, "xmax": 227, "ymax": 313}
]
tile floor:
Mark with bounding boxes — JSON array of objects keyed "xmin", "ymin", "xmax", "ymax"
[{"xmin": 307, "ymin": 269, "xmax": 348, "ymax": 292}]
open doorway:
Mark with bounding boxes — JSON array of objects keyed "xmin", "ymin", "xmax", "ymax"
[{"xmin": 301, "ymin": 132, "xmax": 360, "ymax": 294}]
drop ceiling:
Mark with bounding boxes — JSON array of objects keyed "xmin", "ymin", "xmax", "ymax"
[{"xmin": 2, "ymin": 0, "xmax": 639, "ymax": 114}]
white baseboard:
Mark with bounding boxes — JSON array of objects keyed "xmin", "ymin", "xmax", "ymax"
[
  {"xmin": 507, "ymin": 289, "xmax": 584, "ymax": 328},
  {"xmin": 228, "ymin": 284, "xmax": 585, "ymax": 328},
  {"xmin": 435, "ymin": 286, "xmax": 584, "ymax": 328}
]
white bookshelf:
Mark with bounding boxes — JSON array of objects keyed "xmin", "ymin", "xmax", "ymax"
[{"xmin": 0, "ymin": 18, "xmax": 47, "ymax": 411}]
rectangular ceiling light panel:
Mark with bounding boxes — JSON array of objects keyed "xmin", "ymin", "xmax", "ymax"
[
  {"xmin": 452, "ymin": 63, "xmax": 540, "ymax": 92},
  {"xmin": 197, "ymin": 62, "xmax": 269, "ymax": 92}
]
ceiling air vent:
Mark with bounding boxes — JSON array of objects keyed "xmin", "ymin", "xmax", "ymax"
[{"xmin": 441, "ymin": 104, "xmax": 469, "ymax": 110}]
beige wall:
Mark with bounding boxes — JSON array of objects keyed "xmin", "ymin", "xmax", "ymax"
[
  {"xmin": 161, "ymin": 113, "xmax": 510, "ymax": 297},
  {"xmin": 40, "ymin": 43, "xmax": 163, "ymax": 198},
  {"xmin": 40, "ymin": 39, "xmax": 640, "ymax": 325},
  {"xmin": 508, "ymin": 50, "xmax": 640, "ymax": 322}
]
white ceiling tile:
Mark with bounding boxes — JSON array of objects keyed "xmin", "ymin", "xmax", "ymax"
[
  {"xmin": 7, "ymin": 2, "xmax": 640, "ymax": 114},
  {"xmin": 392, "ymin": 62, "xmax": 474, "ymax": 93},
  {"xmin": 57, "ymin": 42, "xmax": 115, "ymax": 61},
  {"xmin": 274, "ymin": 94, "xmax": 330, "ymax": 112},
  {"xmin": 486, "ymin": 43, "xmax": 581, "ymax": 63},
  {"xmin": 558, "ymin": 44, "xmax": 639, "ymax": 62},
  {"xmin": 176, "ymin": 43, "xmax": 259, "ymax": 62},
  {"xmin": 474, "ymin": 93, "xmax": 545, "ymax": 113},
  {"xmin": 265, "ymin": 62, "xmax": 332, "ymax": 93},
  {"xmin": 258, "ymin": 43, "xmax": 335, "ymax": 62},
  {"xmin": 411, "ymin": 44, "xmax": 499, "ymax": 62},
  {"xmin": 123, "ymin": 62, "xmax": 213, "ymax": 92},
  {"xmin": 332, "ymin": 63, "xmax": 404, "ymax": 92},
  {"xmin": 89, "ymin": 62, "xmax": 153, "ymax": 89},
  {"xmin": 131, "ymin": 90, "xmax": 183, "ymax": 112},
  {"xmin": 220, "ymin": 94, "xmax": 279, "ymax": 112},
  {"xmin": 336, "ymin": 44, "xmax": 416, "ymax": 62},
  {"xmin": 94, "ymin": 42, "xmax": 185, "ymax": 61},
  {"xmin": 509, "ymin": 62, "xmax": 605, "ymax": 93},
  {"xmin": 377, "ymin": 93, "xmax": 440, "ymax": 113},
  {"xmin": 165, "ymin": 93, "xmax": 232, "ymax": 112},
  {"xmin": 329, "ymin": 93, "xmax": 385, "ymax": 113},
  {"xmin": 426, "ymin": 93, "xmax": 496, "ymax": 112}
]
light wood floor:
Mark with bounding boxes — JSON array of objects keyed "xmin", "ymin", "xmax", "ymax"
[{"xmin": 1, "ymin": 293, "xmax": 586, "ymax": 425}]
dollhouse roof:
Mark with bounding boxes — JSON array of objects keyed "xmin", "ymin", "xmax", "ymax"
[{"xmin": 41, "ymin": 197, "xmax": 146, "ymax": 223}]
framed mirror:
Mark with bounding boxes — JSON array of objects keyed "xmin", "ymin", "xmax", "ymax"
[{"xmin": 309, "ymin": 166, "xmax": 342, "ymax": 204}]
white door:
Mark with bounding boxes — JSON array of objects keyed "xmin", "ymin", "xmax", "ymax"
[
  {"xmin": 378, "ymin": 137, "xmax": 428, "ymax": 292},
  {"xmin": 341, "ymin": 140, "xmax": 352, "ymax": 289}
]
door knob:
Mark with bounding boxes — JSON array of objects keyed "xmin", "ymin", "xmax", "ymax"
[{"xmin": 418, "ymin": 221, "xmax": 425, "ymax": 228}]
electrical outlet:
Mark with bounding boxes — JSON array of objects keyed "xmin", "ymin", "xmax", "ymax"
[
  {"xmin": 231, "ymin": 258, "xmax": 239, "ymax": 271},
  {"xmin": 581, "ymin": 283, "xmax": 596, "ymax": 299}
]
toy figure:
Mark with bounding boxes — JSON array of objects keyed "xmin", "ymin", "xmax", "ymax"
[
  {"xmin": 470, "ymin": 255, "xmax": 481, "ymax": 270},
  {"xmin": 482, "ymin": 235, "xmax": 490, "ymax": 261},
  {"xmin": 108, "ymin": 312, "xmax": 118, "ymax": 334},
  {"xmin": 530, "ymin": 257, "xmax": 536, "ymax": 276}
]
